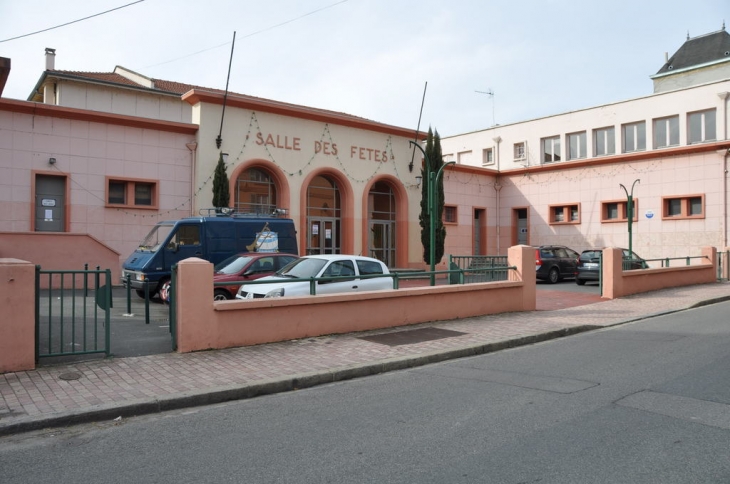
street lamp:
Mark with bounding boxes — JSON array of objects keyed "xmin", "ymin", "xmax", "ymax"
[
  {"xmin": 619, "ymin": 179, "xmax": 640, "ymax": 260},
  {"xmin": 410, "ymin": 141, "xmax": 456, "ymax": 285}
]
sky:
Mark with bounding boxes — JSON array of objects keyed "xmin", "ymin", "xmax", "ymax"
[{"xmin": 0, "ymin": 0, "xmax": 728, "ymax": 137}]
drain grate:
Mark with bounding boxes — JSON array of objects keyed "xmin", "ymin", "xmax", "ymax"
[{"xmin": 359, "ymin": 327, "xmax": 467, "ymax": 347}]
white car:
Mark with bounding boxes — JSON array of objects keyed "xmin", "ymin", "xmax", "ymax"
[{"xmin": 236, "ymin": 254, "xmax": 392, "ymax": 299}]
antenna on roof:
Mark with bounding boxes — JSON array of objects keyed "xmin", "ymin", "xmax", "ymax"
[
  {"xmin": 475, "ymin": 89, "xmax": 495, "ymax": 126},
  {"xmin": 216, "ymin": 31, "xmax": 236, "ymax": 149}
]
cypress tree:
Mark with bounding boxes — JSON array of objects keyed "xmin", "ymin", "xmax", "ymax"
[
  {"xmin": 418, "ymin": 128, "xmax": 447, "ymax": 264},
  {"xmin": 212, "ymin": 151, "xmax": 230, "ymax": 211}
]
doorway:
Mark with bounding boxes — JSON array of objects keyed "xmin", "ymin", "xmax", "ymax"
[
  {"xmin": 35, "ymin": 174, "xmax": 66, "ymax": 232},
  {"xmin": 513, "ymin": 207, "xmax": 528, "ymax": 245}
]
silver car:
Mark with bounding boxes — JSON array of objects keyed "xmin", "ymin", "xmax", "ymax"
[{"xmin": 236, "ymin": 254, "xmax": 392, "ymax": 299}]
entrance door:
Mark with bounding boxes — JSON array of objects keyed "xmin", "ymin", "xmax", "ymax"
[
  {"xmin": 370, "ymin": 221, "xmax": 395, "ymax": 267},
  {"xmin": 307, "ymin": 218, "xmax": 339, "ymax": 254},
  {"xmin": 473, "ymin": 209, "xmax": 486, "ymax": 255},
  {"xmin": 35, "ymin": 175, "xmax": 66, "ymax": 232},
  {"xmin": 514, "ymin": 208, "xmax": 528, "ymax": 245}
]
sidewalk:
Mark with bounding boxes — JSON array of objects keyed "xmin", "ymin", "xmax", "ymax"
[{"xmin": 2, "ymin": 282, "xmax": 729, "ymax": 436}]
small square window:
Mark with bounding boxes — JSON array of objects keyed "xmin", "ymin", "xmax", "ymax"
[
  {"xmin": 106, "ymin": 177, "xmax": 158, "ymax": 209},
  {"xmin": 514, "ymin": 142, "xmax": 526, "ymax": 161},
  {"xmin": 108, "ymin": 181, "xmax": 126, "ymax": 204},
  {"xmin": 662, "ymin": 195, "xmax": 704, "ymax": 219},
  {"xmin": 601, "ymin": 199, "xmax": 639, "ymax": 223},
  {"xmin": 444, "ymin": 205, "xmax": 457, "ymax": 224},
  {"xmin": 549, "ymin": 203, "xmax": 580, "ymax": 224},
  {"xmin": 482, "ymin": 148, "xmax": 494, "ymax": 165}
]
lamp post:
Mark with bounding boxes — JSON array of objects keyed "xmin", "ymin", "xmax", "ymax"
[
  {"xmin": 410, "ymin": 141, "xmax": 455, "ymax": 285},
  {"xmin": 619, "ymin": 179, "xmax": 640, "ymax": 260}
]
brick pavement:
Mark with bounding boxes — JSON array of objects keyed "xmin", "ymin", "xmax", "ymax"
[{"xmin": 1, "ymin": 282, "xmax": 729, "ymax": 436}]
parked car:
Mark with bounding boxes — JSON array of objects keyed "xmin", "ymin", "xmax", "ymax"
[
  {"xmin": 160, "ymin": 252, "xmax": 299, "ymax": 303},
  {"xmin": 535, "ymin": 245, "xmax": 579, "ymax": 283},
  {"xmin": 575, "ymin": 248, "xmax": 648, "ymax": 285},
  {"xmin": 236, "ymin": 254, "xmax": 392, "ymax": 299},
  {"xmin": 212, "ymin": 252, "xmax": 299, "ymax": 300}
]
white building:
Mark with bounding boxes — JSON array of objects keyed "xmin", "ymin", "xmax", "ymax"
[{"xmin": 440, "ymin": 28, "xmax": 730, "ymax": 260}]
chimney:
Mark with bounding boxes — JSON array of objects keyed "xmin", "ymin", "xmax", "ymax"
[
  {"xmin": 664, "ymin": 52, "xmax": 668, "ymax": 63},
  {"xmin": 45, "ymin": 48, "xmax": 56, "ymax": 70}
]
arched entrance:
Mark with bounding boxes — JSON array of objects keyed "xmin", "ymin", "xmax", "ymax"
[
  {"xmin": 367, "ymin": 181, "xmax": 396, "ymax": 267},
  {"xmin": 234, "ymin": 167, "xmax": 278, "ymax": 215},
  {"xmin": 306, "ymin": 175, "xmax": 341, "ymax": 254}
]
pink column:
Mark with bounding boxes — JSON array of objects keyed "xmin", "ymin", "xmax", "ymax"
[{"xmin": 0, "ymin": 259, "xmax": 36, "ymax": 372}]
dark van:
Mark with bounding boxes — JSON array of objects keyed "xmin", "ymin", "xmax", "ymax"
[{"xmin": 122, "ymin": 212, "xmax": 298, "ymax": 298}]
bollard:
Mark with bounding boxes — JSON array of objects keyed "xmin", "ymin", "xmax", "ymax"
[
  {"xmin": 144, "ymin": 279, "xmax": 150, "ymax": 325},
  {"xmin": 126, "ymin": 274, "xmax": 132, "ymax": 314}
]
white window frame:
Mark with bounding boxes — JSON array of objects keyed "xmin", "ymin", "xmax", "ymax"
[
  {"xmin": 482, "ymin": 148, "xmax": 494, "ymax": 166},
  {"xmin": 688, "ymin": 109, "xmax": 716, "ymax": 144},
  {"xmin": 653, "ymin": 115, "xmax": 679, "ymax": 149},
  {"xmin": 513, "ymin": 142, "xmax": 526, "ymax": 161},
  {"xmin": 541, "ymin": 136, "xmax": 561, "ymax": 163},
  {"xmin": 622, "ymin": 121, "xmax": 646, "ymax": 153},
  {"xmin": 593, "ymin": 126, "xmax": 615, "ymax": 157},
  {"xmin": 567, "ymin": 131, "xmax": 587, "ymax": 160}
]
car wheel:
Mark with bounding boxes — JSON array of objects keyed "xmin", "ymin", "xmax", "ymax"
[
  {"xmin": 548, "ymin": 267, "xmax": 559, "ymax": 284},
  {"xmin": 213, "ymin": 289, "xmax": 231, "ymax": 301},
  {"xmin": 576, "ymin": 278, "xmax": 586, "ymax": 286}
]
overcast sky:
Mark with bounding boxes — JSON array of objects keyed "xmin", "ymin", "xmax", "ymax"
[{"xmin": 0, "ymin": 0, "xmax": 727, "ymax": 137}]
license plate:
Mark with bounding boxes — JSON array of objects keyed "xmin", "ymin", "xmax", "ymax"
[{"xmin": 584, "ymin": 263, "xmax": 599, "ymax": 269}]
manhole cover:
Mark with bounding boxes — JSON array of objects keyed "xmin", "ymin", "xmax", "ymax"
[
  {"xmin": 359, "ymin": 327, "xmax": 467, "ymax": 347},
  {"xmin": 58, "ymin": 372, "xmax": 82, "ymax": 381}
]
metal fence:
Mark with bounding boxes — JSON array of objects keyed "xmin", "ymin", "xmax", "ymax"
[
  {"xmin": 35, "ymin": 266, "xmax": 111, "ymax": 360},
  {"xmin": 448, "ymin": 255, "xmax": 510, "ymax": 283}
]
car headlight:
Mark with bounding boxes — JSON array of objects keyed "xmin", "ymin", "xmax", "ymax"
[{"xmin": 264, "ymin": 287, "xmax": 285, "ymax": 298}]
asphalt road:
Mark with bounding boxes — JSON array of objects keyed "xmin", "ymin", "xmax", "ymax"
[{"xmin": 5, "ymin": 301, "xmax": 729, "ymax": 483}]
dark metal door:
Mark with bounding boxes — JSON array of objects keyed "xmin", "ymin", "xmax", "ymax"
[{"xmin": 35, "ymin": 175, "xmax": 65, "ymax": 232}]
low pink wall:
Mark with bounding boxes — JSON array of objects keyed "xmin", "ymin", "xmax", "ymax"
[
  {"xmin": 175, "ymin": 245, "xmax": 536, "ymax": 353},
  {"xmin": 602, "ymin": 246, "xmax": 717, "ymax": 299},
  {"xmin": 0, "ymin": 232, "xmax": 121, "ymax": 289},
  {"xmin": 0, "ymin": 259, "xmax": 36, "ymax": 373}
]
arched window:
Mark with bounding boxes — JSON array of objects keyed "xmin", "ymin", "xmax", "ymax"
[{"xmin": 235, "ymin": 168, "xmax": 277, "ymax": 215}]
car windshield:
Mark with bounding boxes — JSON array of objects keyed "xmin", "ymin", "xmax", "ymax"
[
  {"xmin": 214, "ymin": 255, "xmax": 254, "ymax": 274},
  {"xmin": 277, "ymin": 258, "xmax": 328, "ymax": 278},
  {"xmin": 138, "ymin": 224, "xmax": 174, "ymax": 252}
]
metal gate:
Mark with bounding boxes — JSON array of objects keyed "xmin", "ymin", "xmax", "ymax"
[{"xmin": 35, "ymin": 266, "xmax": 111, "ymax": 360}]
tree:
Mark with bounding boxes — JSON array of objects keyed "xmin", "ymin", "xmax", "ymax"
[
  {"xmin": 418, "ymin": 128, "xmax": 446, "ymax": 265},
  {"xmin": 212, "ymin": 151, "xmax": 230, "ymax": 210}
]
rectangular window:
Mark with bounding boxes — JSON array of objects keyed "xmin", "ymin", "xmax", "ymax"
[
  {"xmin": 601, "ymin": 199, "xmax": 639, "ymax": 223},
  {"xmin": 443, "ymin": 205, "xmax": 457, "ymax": 224},
  {"xmin": 622, "ymin": 121, "xmax": 646, "ymax": 153},
  {"xmin": 482, "ymin": 148, "xmax": 494, "ymax": 166},
  {"xmin": 653, "ymin": 115, "xmax": 679, "ymax": 149},
  {"xmin": 567, "ymin": 132, "xmax": 587, "ymax": 160},
  {"xmin": 542, "ymin": 136, "xmax": 561, "ymax": 163},
  {"xmin": 108, "ymin": 181, "xmax": 126, "ymax": 204},
  {"xmin": 514, "ymin": 142, "xmax": 526, "ymax": 161},
  {"xmin": 594, "ymin": 127, "xmax": 615, "ymax": 156},
  {"xmin": 662, "ymin": 195, "xmax": 705, "ymax": 219},
  {"xmin": 688, "ymin": 109, "xmax": 716, "ymax": 144},
  {"xmin": 106, "ymin": 177, "xmax": 158, "ymax": 209},
  {"xmin": 549, "ymin": 203, "xmax": 580, "ymax": 225}
]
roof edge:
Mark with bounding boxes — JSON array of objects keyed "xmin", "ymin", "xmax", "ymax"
[
  {"xmin": 182, "ymin": 89, "xmax": 427, "ymax": 140},
  {"xmin": 0, "ymin": 98, "xmax": 199, "ymax": 135},
  {"xmin": 651, "ymin": 56, "xmax": 730, "ymax": 79}
]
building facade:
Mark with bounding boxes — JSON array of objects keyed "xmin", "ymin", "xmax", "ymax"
[{"xmin": 440, "ymin": 29, "xmax": 730, "ymax": 260}]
